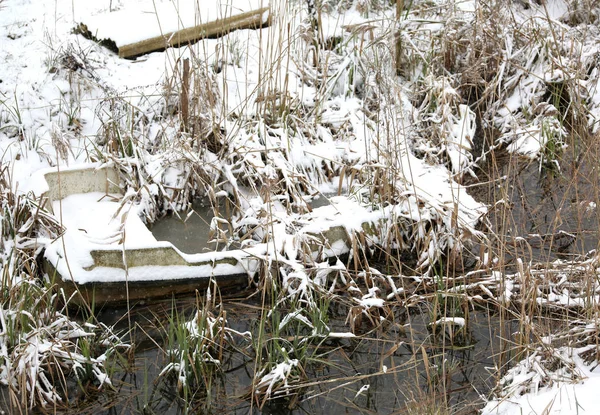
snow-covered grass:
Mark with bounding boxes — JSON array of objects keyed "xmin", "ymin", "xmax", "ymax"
[
  {"xmin": 0, "ymin": 165, "xmax": 127, "ymax": 409},
  {"xmin": 3, "ymin": 0, "xmax": 600, "ymax": 412},
  {"xmin": 482, "ymin": 319, "xmax": 600, "ymax": 415}
]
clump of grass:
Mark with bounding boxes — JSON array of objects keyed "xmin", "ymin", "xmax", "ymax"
[
  {"xmin": 156, "ymin": 289, "xmax": 250, "ymax": 413},
  {"xmin": 0, "ymin": 165, "xmax": 128, "ymax": 411},
  {"xmin": 249, "ymin": 264, "xmax": 336, "ymax": 409}
]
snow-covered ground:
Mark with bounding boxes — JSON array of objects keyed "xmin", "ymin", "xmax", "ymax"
[{"xmin": 483, "ymin": 345, "xmax": 600, "ymax": 415}]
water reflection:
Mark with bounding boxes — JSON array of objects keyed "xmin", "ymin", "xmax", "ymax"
[
  {"xmin": 91, "ymin": 298, "xmax": 515, "ymax": 415},
  {"xmin": 148, "ymin": 200, "xmax": 217, "ymax": 254}
]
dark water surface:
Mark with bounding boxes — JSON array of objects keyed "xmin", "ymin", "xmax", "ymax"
[
  {"xmin": 148, "ymin": 200, "xmax": 217, "ymax": 254},
  {"xmin": 467, "ymin": 145, "xmax": 600, "ymax": 266},
  {"xmin": 76, "ymin": 297, "xmax": 518, "ymax": 415}
]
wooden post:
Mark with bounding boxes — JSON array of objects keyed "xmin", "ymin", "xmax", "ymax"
[
  {"xmin": 395, "ymin": 0, "xmax": 404, "ymax": 76},
  {"xmin": 181, "ymin": 58, "xmax": 190, "ymax": 132}
]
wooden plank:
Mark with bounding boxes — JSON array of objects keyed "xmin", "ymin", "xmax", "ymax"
[
  {"xmin": 119, "ymin": 6, "xmax": 270, "ymax": 58},
  {"xmin": 77, "ymin": 6, "xmax": 270, "ymax": 59}
]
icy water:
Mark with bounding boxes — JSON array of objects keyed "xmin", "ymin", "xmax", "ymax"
[
  {"xmin": 467, "ymin": 146, "xmax": 600, "ymax": 265},
  {"xmin": 148, "ymin": 200, "xmax": 217, "ymax": 254},
  {"xmin": 148, "ymin": 194, "xmax": 333, "ymax": 254},
  {"xmin": 78, "ymin": 297, "xmax": 517, "ymax": 415}
]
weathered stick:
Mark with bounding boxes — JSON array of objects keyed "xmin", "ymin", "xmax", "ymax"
[
  {"xmin": 395, "ymin": 0, "xmax": 404, "ymax": 75},
  {"xmin": 181, "ymin": 58, "xmax": 190, "ymax": 132}
]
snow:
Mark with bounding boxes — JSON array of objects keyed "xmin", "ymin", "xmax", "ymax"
[
  {"xmin": 354, "ymin": 384, "xmax": 370, "ymax": 398},
  {"xmin": 54, "ymin": 192, "xmax": 150, "ymax": 245},
  {"xmin": 506, "ymin": 126, "xmax": 546, "ymax": 157},
  {"xmin": 430, "ymin": 317, "xmax": 466, "ymax": 328},
  {"xmin": 45, "ymin": 190, "xmax": 155, "ymax": 273},
  {"xmin": 328, "ymin": 332, "xmax": 356, "ymax": 339},
  {"xmin": 358, "ymin": 297, "xmax": 384, "ymax": 308},
  {"xmin": 446, "ymin": 104, "xmax": 476, "ymax": 175},
  {"xmin": 255, "ymin": 358, "xmax": 299, "ymax": 398},
  {"xmin": 455, "ymin": 0, "xmax": 475, "ymax": 13},
  {"xmin": 483, "ymin": 354, "xmax": 600, "ymax": 415}
]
